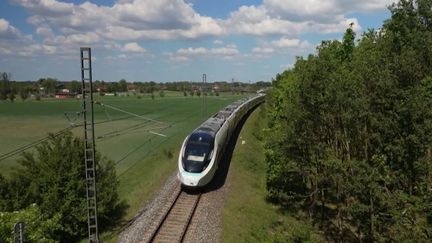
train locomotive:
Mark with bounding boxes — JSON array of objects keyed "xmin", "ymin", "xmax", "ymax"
[{"xmin": 178, "ymin": 94, "xmax": 265, "ymax": 187}]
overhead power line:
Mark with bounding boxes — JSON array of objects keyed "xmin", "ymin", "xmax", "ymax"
[{"xmin": 94, "ymin": 101, "xmax": 170, "ymax": 128}]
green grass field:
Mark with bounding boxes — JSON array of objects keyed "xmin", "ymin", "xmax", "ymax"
[
  {"xmin": 222, "ymin": 106, "xmax": 322, "ymax": 242},
  {"xmin": 0, "ymin": 91, "xmax": 245, "ymax": 239}
]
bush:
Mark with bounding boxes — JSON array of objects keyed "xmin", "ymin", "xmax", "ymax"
[
  {"xmin": 0, "ymin": 204, "xmax": 62, "ymax": 242},
  {"xmin": 7, "ymin": 93, "xmax": 15, "ymax": 102},
  {"xmin": 7, "ymin": 131, "xmax": 125, "ymax": 241},
  {"xmin": 19, "ymin": 88, "xmax": 29, "ymax": 101}
]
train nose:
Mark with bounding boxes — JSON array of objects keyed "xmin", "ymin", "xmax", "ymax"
[
  {"xmin": 178, "ymin": 172, "xmax": 200, "ymax": 187},
  {"xmin": 186, "ymin": 180, "xmax": 197, "ymax": 186}
]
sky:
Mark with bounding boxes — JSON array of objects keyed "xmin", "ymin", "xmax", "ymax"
[{"xmin": 0, "ymin": 0, "xmax": 396, "ymax": 82}]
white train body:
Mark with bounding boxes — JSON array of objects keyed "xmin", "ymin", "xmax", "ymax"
[{"xmin": 178, "ymin": 94, "xmax": 265, "ymax": 187}]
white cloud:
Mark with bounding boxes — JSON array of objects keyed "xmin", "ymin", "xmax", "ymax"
[
  {"xmin": 0, "ymin": 18, "xmax": 22, "ymax": 39},
  {"xmin": 249, "ymin": 36, "xmax": 314, "ymax": 60},
  {"xmin": 36, "ymin": 26, "xmax": 54, "ymax": 37},
  {"xmin": 264, "ymin": 0, "xmax": 396, "ymax": 22},
  {"xmin": 177, "ymin": 47, "xmax": 207, "ymax": 55},
  {"xmin": 2, "ymin": 0, "xmax": 392, "ymax": 62},
  {"xmin": 12, "ymin": 0, "xmax": 74, "ymax": 17},
  {"xmin": 14, "ymin": 0, "xmax": 375, "ymax": 43},
  {"xmin": 272, "ymin": 37, "xmax": 300, "ymax": 48},
  {"xmin": 167, "ymin": 44, "xmax": 239, "ymax": 62},
  {"xmin": 122, "ymin": 42, "xmax": 147, "ymax": 53},
  {"xmin": 175, "ymin": 45, "xmax": 239, "ymax": 56},
  {"xmin": 210, "ymin": 46, "xmax": 239, "ymax": 55},
  {"xmin": 271, "ymin": 37, "xmax": 313, "ymax": 49},
  {"xmin": 222, "ymin": 0, "xmax": 390, "ymax": 36},
  {"xmin": 113, "ymin": 0, "xmax": 197, "ymax": 30},
  {"xmin": 12, "ymin": 0, "xmax": 223, "ymax": 42},
  {"xmin": 252, "ymin": 47, "xmax": 275, "ymax": 54},
  {"xmin": 223, "ymin": 5, "xmax": 303, "ymax": 36},
  {"xmin": 213, "ymin": 40, "xmax": 223, "ymax": 45}
]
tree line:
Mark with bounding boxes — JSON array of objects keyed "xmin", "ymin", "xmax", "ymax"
[
  {"xmin": 265, "ymin": 0, "xmax": 432, "ymax": 241},
  {"xmin": 0, "ymin": 75, "xmax": 63, "ymax": 101},
  {"xmin": 0, "ymin": 75, "xmax": 271, "ymax": 102}
]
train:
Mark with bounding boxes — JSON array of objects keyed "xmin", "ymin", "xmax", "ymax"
[{"xmin": 177, "ymin": 94, "xmax": 265, "ymax": 187}]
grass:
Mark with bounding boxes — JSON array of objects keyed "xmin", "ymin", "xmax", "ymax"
[
  {"xmin": 0, "ymin": 92, "xmax": 245, "ymax": 240},
  {"xmin": 222, "ymin": 106, "xmax": 322, "ymax": 242}
]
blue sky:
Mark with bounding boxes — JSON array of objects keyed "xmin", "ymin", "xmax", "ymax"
[{"xmin": 0, "ymin": 0, "xmax": 394, "ymax": 82}]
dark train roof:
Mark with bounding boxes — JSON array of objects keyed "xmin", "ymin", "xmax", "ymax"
[
  {"xmin": 194, "ymin": 117, "xmax": 225, "ymax": 137},
  {"xmin": 188, "ymin": 131, "xmax": 214, "ymax": 143}
]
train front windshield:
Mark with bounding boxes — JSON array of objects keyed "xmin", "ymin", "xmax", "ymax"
[{"xmin": 183, "ymin": 133, "xmax": 214, "ymax": 173}]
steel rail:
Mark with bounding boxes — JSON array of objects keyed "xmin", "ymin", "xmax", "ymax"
[{"xmin": 148, "ymin": 189, "xmax": 201, "ymax": 243}]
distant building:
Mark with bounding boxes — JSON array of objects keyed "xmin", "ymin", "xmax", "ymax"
[
  {"xmin": 127, "ymin": 84, "xmax": 137, "ymax": 91},
  {"xmin": 55, "ymin": 92, "xmax": 76, "ymax": 99}
]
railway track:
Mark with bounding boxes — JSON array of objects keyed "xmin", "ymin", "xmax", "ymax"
[{"xmin": 148, "ymin": 189, "xmax": 201, "ymax": 243}]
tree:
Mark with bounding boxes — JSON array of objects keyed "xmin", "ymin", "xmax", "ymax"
[
  {"xmin": 19, "ymin": 87, "xmax": 29, "ymax": 101},
  {"xmin": 7, "ymin": 92, "xmax": 15, "ymax": 102},
  {"xmin": 0, "ymin": 175, "xmax": 11, "ymax": 211},
  {"xmin": 11, "ymin": 131, "xmax": 125, "ymax": 241},
  {"xmin": 66, "ymin": 80, "xmax": 81, "ymax": 93},
  {"xmin": 39, "ymin": 78, "xmax": 57, "ymax": 95},
  {"xmin": 0, "ymin": 72, "xmax": 11, "ymax": 101},
  {"xmin": 111, "ymin": 82, "xmax": 119, "ymax": 95},
  {"xmin": 265, "ymin": 2, "xmax": 432, "ymax": 240},
  {"xmin": 119, "ymin": 79, "xmax": 128, "ymax": 92}
]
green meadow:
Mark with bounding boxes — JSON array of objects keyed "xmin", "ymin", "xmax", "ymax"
[
  {"xmin": 222, "ymin": 106, "xmax": 322, "ymax": 242},
  {"xmin": 0, "ymin": 92, "xmax": 244, "ymax": 226}
]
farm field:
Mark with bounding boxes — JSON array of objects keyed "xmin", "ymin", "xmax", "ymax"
[{"xmin": 0, "ymin": 91, "xmax": 246, "ymax": 226}]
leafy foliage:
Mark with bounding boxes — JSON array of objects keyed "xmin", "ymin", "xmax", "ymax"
[
  {"xmin": 265, "ymin": 1, "xmax": 432, "ymax": 241},
  {"xmin": 0, "ymin": 204, "xmax": 62, "ymax": 243},
  {"xmin": 0, "ymin": 131, "xmax": 125, "ymax": 241}
]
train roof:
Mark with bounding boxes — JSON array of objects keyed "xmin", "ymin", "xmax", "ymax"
[{"xmin": 194, "ymin": 94, "xmax": 262, "ymax": 137}]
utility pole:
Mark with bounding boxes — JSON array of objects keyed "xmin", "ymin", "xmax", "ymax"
[
  {"xmin": 80, "ymin": 47, "xmax": 99, "ymax": 243},
  {"xmin": 202, "ymin": 74, "xmax": 207, "ymax": 118},
  {"xmin": 14, "ymin": 222, "xmax": 25, "ymax": 243}
]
